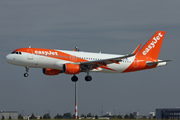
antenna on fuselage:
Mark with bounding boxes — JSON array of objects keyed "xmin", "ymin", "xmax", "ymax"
[{"xmin": 74, "ymin": 46, "xmax": 79, "ymax": 51}]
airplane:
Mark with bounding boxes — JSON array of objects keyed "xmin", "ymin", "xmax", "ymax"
[{"xmin": 5, "ymin": 31, "xmax": 172, "ymax": 82}]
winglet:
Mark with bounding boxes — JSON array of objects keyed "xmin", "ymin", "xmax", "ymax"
[{"xmin": 132, "ymin": 44, "xmax": 141, "ymax": 54}]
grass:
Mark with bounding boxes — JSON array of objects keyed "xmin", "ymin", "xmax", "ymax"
[{"xmin": 21, "ymin": 119, "xmax": 160, "ymax": 120}]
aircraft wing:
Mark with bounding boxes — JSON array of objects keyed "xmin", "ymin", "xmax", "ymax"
[
  {"xmin": 79, "ymin": 54, "xmax": 135, "ymax": 70},
  {"xmin": 77, "ymin": 44, "xmax": 140, "ymax": 71}
]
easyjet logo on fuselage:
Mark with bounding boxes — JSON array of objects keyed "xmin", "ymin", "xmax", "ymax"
[
  {"xmin": 35, "ymin": 50, "xmax": 58, "ymax": 55},
  {"xmin": 142, "ymin": 32, "xmax": 163, "ymax": 55}
]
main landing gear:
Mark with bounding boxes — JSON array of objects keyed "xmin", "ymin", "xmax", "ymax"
[
  {"xmin": 24, "ymin": 67, "xmax": 29, "ymax": 77},
  {"xmin": 71, "ymin": 75, "xmax": 92, "ymax": 82},
  {"xmin": 85, "ymin": 71, "xmax": 92, "ymax": 81},
  {"xmin": 85, "ymin": 75, "xmax": 92, "ymax": 81}
]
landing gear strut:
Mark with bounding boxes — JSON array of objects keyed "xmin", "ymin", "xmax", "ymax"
[
  {"xmin": 24, "ymin": 67, "xmax": 29, "ymax": 77},
  {"xmin": 71, "ymin": 75, "xmax": 78, "ymax": 82}
]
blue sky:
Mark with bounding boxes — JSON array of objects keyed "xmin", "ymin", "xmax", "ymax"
[{"xmin": 0, "ymin": 0, "xmax": 179, "ymax": 117}]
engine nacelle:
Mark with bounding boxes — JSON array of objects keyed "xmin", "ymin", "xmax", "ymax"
[
  {"xmin": 42, "ymin": 68, "xmax": 61, "ymax": 75},
  {"xmin": 63, "ymin": 63, "xmax": 81, "ymax": 74}
]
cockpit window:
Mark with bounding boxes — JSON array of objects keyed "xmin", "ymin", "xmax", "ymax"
[{"xmin": 11, "ymin": 51, "xmax": 22, "ymax": 55}]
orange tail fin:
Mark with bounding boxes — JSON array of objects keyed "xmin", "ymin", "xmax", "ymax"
[{"xmin": 136, "ymin": 31, "xmax": 165, "ymax": 60}]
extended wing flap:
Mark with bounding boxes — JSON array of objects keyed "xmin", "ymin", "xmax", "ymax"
[{"xmin": 80, "ymin": 53, "xmax": 135, "ymax": 66}]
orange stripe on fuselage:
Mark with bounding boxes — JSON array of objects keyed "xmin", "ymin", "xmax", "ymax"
[{"xmin": 14, "ymin": 48, "xmax": 89, "ymax": 63}]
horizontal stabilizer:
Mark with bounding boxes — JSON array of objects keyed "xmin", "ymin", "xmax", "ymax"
[{"xmin": 146, "ymin": 60, "xmax": 173, "ymax": 66}]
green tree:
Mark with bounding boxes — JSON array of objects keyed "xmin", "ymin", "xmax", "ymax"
[
  {"xmin": 63, "ymin": 112, "xmax": 72, "ymax": 118},
  {"xmin": 43, "ymin": 113, "xmax": 51, "ymax": 119},
  {"xmin": 124, "ymin": 114, "xmax": 129, "ymax": 119},
  {"xmin": 54, "ymin": 114, "xmax": 63, "ymax": 119},
  {"xmin": 113, "ymin": 115, "xmax": 117, "ymax": 118},
  {"xmin": 87, "ymin": 113, "xmax": 92, "ymax": 117},
  {"xmin": 80, "ymin": 114, "xmax": 86, "ymax": 117},
  {"xmin": 129, "ymin": 113, "xmax": 134, "ymax": 119},
  {"xmin": 117, "ymin": 114, "xmax": 123, "ymax": 119},
  {"xmin": 18, "ymin": 114, "xmax": 23, "ymax": 119},
  {"xmin": 95, "ymin": 115, "xmax": 98, "ymax": 119},
  {"xmin": 30, "ymin": 113, "xmax": 36, "ymax": 119}
]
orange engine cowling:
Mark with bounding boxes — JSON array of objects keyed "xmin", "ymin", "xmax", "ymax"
[
  {"xmin": 63, "ymin": 63, "xmax": 81, "ymax": 74},
  {"xmin": 42, "ymin": 68, "xmax": 60, "ymax": 75}
]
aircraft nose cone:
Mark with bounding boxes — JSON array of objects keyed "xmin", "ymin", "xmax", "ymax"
[{"xmin": 5, "ymin": 54, "xmax": 12, "ymax": 63}]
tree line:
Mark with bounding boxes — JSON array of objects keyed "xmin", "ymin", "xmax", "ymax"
[
  {"xmin": 18, "ymin": 113, "xmax": 75, "ymax": 119},
  {"xmin": 17, "ymin": 113, "xmax": 136, "ymax": 119}
]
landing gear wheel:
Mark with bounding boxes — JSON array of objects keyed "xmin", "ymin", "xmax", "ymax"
[
  {"xmin": 71, "ymin": 75, "xmax": 78, "ymax": 82},
  {"xmin": 24, "ymin": 73, "xmax": 28, "ymax": 77},
  {"xmin": 85, "ymin": 75, "xmax": 92, "ymax": 82},
  {"xmin": 24, "ymin": 67, "xmax": 29, "ymax": 77}
]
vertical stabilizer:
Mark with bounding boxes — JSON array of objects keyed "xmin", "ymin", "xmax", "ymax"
[{"xmin": 136, "ymin": 31, "xmax": 165, "ymax": 60}]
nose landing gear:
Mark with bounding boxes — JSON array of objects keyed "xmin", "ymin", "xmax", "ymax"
[
  {"xmin": 24, "ymin": 73, "xmax": 28, "ymax": 77},
  {"xmin": 71, "ymin": 75, "xmax": 78, "ymax": 82},
  {"xmin": 24, "ymin": 67, "xmax": 29, "ymax": 77}
]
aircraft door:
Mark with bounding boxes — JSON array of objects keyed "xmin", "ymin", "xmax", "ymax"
[
  {"xmin": 27, "ymin": 49, "xmax": 33, "ymax": 60},
  {"xmin": 26, "ymin": 49, "xmax": 38, "ymax": 67}
]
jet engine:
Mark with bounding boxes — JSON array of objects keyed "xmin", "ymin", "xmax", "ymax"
[
  {"xmin": 42, "ymin": 68, "xmax": 61, "ymax": 75},
  {"xmin": 63, "ymin": 63, "xmax": 81, "ymax": 74}
]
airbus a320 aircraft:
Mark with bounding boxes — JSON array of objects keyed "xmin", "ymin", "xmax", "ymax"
[{"xmin": 5, "ymin": 31, "xmax": 172, "ymax": 82}]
